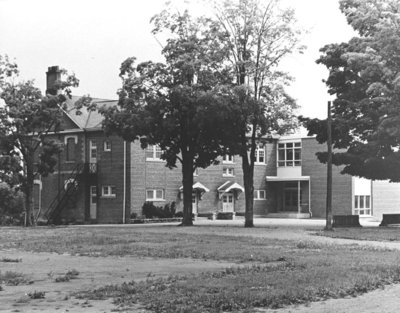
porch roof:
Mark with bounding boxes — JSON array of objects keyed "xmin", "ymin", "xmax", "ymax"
[
  {"xmin": 179, "ymin": 182, "xmax": 210, "ymax": 193},
  {"xmin": 266, "ymin": 176, "xmax": 310, "ymax": 182},
  {"xmin": 217, "ymin": 181, "xmax": 245, "ymax": 193}
]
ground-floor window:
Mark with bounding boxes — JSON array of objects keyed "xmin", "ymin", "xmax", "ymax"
[
  {"xmin": 354, "ymin": 195, "xmax": 371, "ymax": 216},
  {"xmin": 102, "ymin": 185, "xmax": 116, "ymax": 198},
  {"xmin": 146, "ymin": 189, "xmax": 165, "ymax": 201},
  {"xmin": 254, "ymin": 190, "xmax": 266, "ymax": 200}
]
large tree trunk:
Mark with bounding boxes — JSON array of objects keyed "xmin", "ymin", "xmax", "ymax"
[
  {"xmin": 181, "ymin": 151, "xmax": 194, "ymax": 226},
  {"xmin": 24, "ymin": 158, "xmax": 35, "ymax": 227},
  {"xmin": 242, "ymin": 150, "xmax": 254, "ymax": 228}
]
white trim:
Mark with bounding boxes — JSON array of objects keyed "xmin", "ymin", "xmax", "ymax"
[
  {"xmin": 266, "ymin": 176, "xmax": 310, "ymax": 182},
  {"xmin": 222, "ymin": 167, "xmax": 235, "ymax": 177},
  {"xmin": 64, "ymin": 135, "xmax": 78, "ymax": 145},
  {"xmin": 254, "ymin": 189, "xmax": 266, "ymax": 200},
  {"xmin": 102, "ymin": 185, "xmax": 116, "ymax": 198},
  {"xmin": 104, "ymin": 140, "xmax": 112, "ymax": 152},
  {"xmin": 222, "ymin": 155, "xmax": 234, "ymax": 164},
  {"xmin": 225, "ymin": 182, "xmax": 245, "ymax": 193},
  {"xmin": 146, "ymin": 189, "xmax": 165, "ymax": 201}
]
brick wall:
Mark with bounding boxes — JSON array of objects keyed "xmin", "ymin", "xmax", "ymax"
[
  {"xmin": 301, "ymin": 138, "xmax": 352, "ymax": 217},
  {"xmin": 129, "ymin": 141, "xmax": 272, "ymax": 216}
]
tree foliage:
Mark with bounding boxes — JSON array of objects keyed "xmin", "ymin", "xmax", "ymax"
[
  {"xmin": 301, "ymin": 0, "xmax": 400, "ymax": 182},
  {"xmin": 210, "ymin": 0, "xmax": 303, "ymax": 226},
  {"xmin": 101, "ymin": 9, "xmax": 234, "ymax": 226},
  {"xmin": 0, "ymin": 55, "xmax": 80, "ymax": 226}
]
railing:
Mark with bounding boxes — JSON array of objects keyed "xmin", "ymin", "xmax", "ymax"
[{"xmin": 43, "ymin": 163, "xmax": 85, "ymax": 224}]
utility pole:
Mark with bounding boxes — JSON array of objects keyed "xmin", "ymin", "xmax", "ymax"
[{"xmin": 326, "ymin": 101, "xmax": 333, "ymax": 230}]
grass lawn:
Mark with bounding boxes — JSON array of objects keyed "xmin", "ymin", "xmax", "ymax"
[
  {"xmin": 3, "ymin": 225, "xmax": 400, "ymax": 312},
  {"xmin": 316, "ymin": 227, "xmax": 400, "ymax": 242}
]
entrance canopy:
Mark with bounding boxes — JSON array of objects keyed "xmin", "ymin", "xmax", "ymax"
[
  {"xmin": 179, "ymin": 182, "xmax": 210, "ymax": 193},
  {"xmin": 218, "ymin": 181, "xmax": 244, "ymax": 199},
  {"xmin": 179, "ymin": 182, "xmax": 210, "ymax": 200},
  {"xmin": 266, "ymin": 176, "xmax": 311, "ymax": 217},
  {"xmin": 266, "ymin": 176, "xmax": 310, "ymax": 182}
]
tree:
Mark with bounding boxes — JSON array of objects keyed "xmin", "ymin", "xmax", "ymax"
[
  {"xmin": 301, "ymin": 0, "xmax": 400, "ymax": 182},
  {"xmin": 101, "ymin": 9, "xmax": 234, "ymax": 226},
  {"xmin": 0, "ymin": 55, "xmax": 80, "ymax": 226},
  {"xmin": 210, "ymin": 0, "xmax": 303, "ymax": 227}
]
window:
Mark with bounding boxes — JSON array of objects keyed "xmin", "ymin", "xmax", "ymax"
[
  {"xmin": 278, "ymin": 142, "xmax": 301, "ymax": 167},
  {"xmin": 222, "ymin": 155, "xmax": 234, "ymax": 163},
  {"xmin": 90, "ymin": 140, "xmax": 97, "ymax": 160},
  {"xmin": 66, "ymin": 137, "xmax": 76, "ymax": 162},
  {"xmin": 354, "ymin": 195, "xmax": 371, "ymax": 216},
  {"xmin": 146, "ymin": 189, "xmax": 165, "ymax": 201},
  {"xmin": 102, "ymin": 185, "xmax": 116, "ymax": 197},
  {"xmin": 146, "ymin": 145, "xmax": 162, "ymax": 161},
  {"xmin": 222, "ymin": 167, "xmax": 234, "ymax": 177},
  {"xmin": 255, "ymin": 145, "xmax": 265, "ymax": 164},
  {"xmin": 104, "ymin": 140, "xmax": 111, "ymax": 152},
  {"xmin": 254, "ymin": 190, "xmax": 266, "ymax": 200}
]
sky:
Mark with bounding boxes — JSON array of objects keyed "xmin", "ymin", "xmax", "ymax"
[{"xmin": 0, "ymin": 0, "xmax": 355, "ymax": 119}]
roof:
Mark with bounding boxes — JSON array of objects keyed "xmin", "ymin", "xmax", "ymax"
[
  {"xmin": 63, "ymin": 96, "xmax": 118, "ymax": 130},
  {"xmin": 217, "ymin": 181, "xmax": 244, "ymax": 193},
  {"xmin": 179, "ymin": 182, "xmax": 210, "ymax": 193}
]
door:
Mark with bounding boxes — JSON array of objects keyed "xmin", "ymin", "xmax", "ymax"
[
  {"xmin": 90, "ymin": 185, "xmax": 97, "ymax": 219},
  {"xmin": 192, "ymin": 193, "xmax": 198, "ymax": 214},
  {"xmin": 222, "ymin": 194, "xmax": 234, "ymax": 212},
  {"xmin": 283, "ymin": 188, "xmax": 300, "ymax": 212}
]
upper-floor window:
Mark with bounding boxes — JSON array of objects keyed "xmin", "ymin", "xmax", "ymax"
[
  {"xmin": 222, "ymin": 155, "xmax": 234, "ymax": 163},
  {"xmin": 65, "ymin": 137, "xmax": 76, "ymax": 162},
  {"xmin": 104, "ymin": 140, "xmax": 111, "ymax": 152},
  {"xmin": 146, "ymin": 145, "xmax": 162, "ymax": 161},
  {"xmin": 146, "ymin": 189, "xmax": 165, "ymax": 201},
  {"xmin": 222, "ymin": 167, "xmax": 235, "ymax": 177},
  {"xmin": 278, "ymin": 142, "xmax": 301, "ymax": 167},
  {"xmin": 255, "ymin": 145, "xmax": 265, "ymax": 164},
  {"xmin": 90, "ymin": 140, "xmax": 97, "ymax": 160},
  {"xmin": 254, "ymin": 189, "xmax": 266, "ymax": 200}
]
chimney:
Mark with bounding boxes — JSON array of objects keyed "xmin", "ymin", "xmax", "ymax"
[{"xmin": 46, "ymin": 66, "xmax": 61, "ymax": 95}]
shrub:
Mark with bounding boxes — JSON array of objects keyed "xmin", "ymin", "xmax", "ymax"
[
  {"xmin": 0, "ymin": 182, "xmax": 24, "ymax": 226},
  {"xmin": 142, "ymin": 202, "xmax": 177, "ymax": 219}
]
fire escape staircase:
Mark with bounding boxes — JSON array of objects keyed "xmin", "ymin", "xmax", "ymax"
[{"xmin": 43, "ymin": 163, "xmax": 95, "ymax": 225}]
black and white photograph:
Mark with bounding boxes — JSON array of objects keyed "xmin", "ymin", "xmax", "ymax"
[{"xmin": 1, "ymin": 0, "xmax": 400, "ymax": 312}]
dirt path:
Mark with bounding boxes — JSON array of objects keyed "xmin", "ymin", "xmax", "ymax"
[
  {"xmin": 261, "ymin": 284, "xmax": 400, "ymax": 313},
  {"xmin": 0, "ymin": 250, "xmax": 236, "ymax": 312}
]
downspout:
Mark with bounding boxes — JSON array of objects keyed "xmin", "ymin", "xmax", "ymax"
[{"xmin": 122, "ymin": 140, "xmax": 127, "ymax": 224}]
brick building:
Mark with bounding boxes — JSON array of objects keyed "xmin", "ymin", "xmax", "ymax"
[{"xmin": 34, "ymin": 67, "xmax": 400, "ymax": 224}]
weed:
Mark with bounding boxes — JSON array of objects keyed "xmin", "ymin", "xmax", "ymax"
[
  {"xmin": 55, "ymin": 269, "xmax": 79, "ymax": 282},
  {"xmin": 0, "ymin": 257, "xmax": 21, "ymax": 263},
  {"xmin": 27, "ymin": 291, "xmax": 45, "ymax": 299},
  {"xmin": 0, "ymin": 271, "xmax": 31, "ymax": 286}
]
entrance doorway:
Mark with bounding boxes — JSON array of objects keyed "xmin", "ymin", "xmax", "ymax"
[
  {"xmin": 222, "ymin": 193, "xmax": 234, "ymax": 212},
  {"xmin": 90, "ymin": 185, "xmax": 97, "ymax": 219}
]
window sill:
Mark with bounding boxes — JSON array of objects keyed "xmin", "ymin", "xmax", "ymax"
[
  {"xmin": 101, "ymin": 195, "xmax": 116, "ymax": 199},
  {"xmin": 254, "ymin": 162, "xmax": 266, "ymax": 165},
  {"xmin": 146, "ymin": 158, "xmax": 165, "ymax": 162},
  {"xmin": 222, "ymin": 175, "xmax": 235, "ymax": 177},
  {"xmin": 146, "ymin": 199, "xmax": 166, "ymax": 202},
  {"xmin": 254, "ymin": 199, "xmax": 267, "ymax": 201}
]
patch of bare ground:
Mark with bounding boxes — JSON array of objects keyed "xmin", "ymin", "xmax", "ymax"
[{"xmin": 0, "ymin": 250, "xmax": 236, "ymax": 312}]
